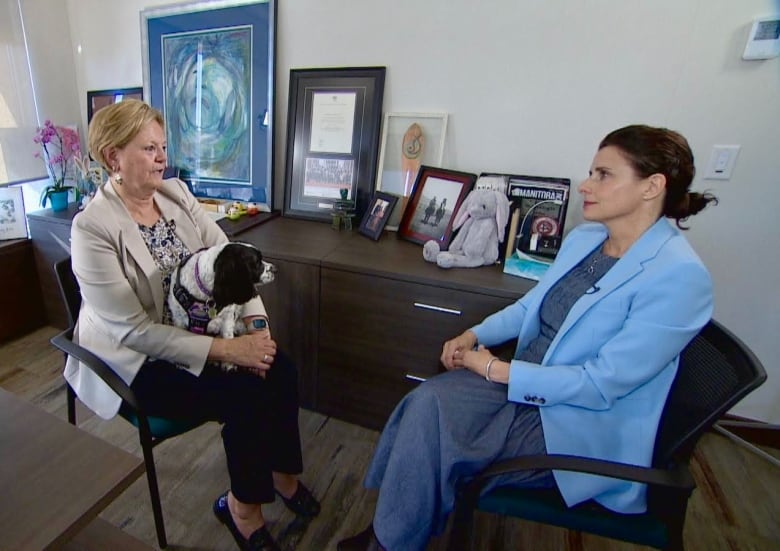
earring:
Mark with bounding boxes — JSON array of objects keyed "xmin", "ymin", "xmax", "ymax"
[{"xmin": 113, "ymin": 167, "xmax": 123, "ymax": 185}]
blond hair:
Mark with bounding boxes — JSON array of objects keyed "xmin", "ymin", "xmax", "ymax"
[{"xmin": 88, "ymin": 99, "xmax": 165, "ymax": 172}]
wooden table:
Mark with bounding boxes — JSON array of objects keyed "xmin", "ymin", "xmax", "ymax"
[{"xmin": 0, "ymin": 388, "xmax": 148, "ymax": 550}]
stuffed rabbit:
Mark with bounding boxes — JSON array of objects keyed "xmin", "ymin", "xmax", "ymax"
[{"xmin": 423, "ymin": 188, "xmax": 510, "ymax": 268}]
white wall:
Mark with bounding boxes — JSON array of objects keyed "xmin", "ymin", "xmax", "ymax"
[{"xmin": 50, "ymin": 0, "xmax": 780, "ymax": 422}]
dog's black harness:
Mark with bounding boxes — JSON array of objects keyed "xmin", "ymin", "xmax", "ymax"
[{"xmin": 172, "ymin": 249, "xmax": 215, "ymax": 334}]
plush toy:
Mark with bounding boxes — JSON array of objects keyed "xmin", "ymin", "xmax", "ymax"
[{"xmin": 423, "ymin": 188, "xmax": 510, "ymax": 268}]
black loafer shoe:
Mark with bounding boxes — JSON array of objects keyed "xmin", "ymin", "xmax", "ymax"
[
  {"xmin": 213, "ymin": 491, "xmax": 281, "ymax": 551},
  {"xmin": 275, "ymin": 482, "xmax": 321, "ymax": 517},
  {"xmin": 337, "ymin": 524, "xmax": 385, "ymax": 551}
]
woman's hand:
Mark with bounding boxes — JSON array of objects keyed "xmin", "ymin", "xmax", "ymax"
[
  {"xmin": 441, "ymin": 330, "xmax": 478, "ymax": 370},
  {"xmin": 209, "ymin": 332, "xmax": 277, "ymax": 378}
]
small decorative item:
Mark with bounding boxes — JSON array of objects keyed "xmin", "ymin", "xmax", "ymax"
[
  {"xmin": 376, "ymin": 112, "xmax": 448, "ymax": 230},
  {"xmin": 33, "ymin": 120, "xmax": 81, "ymax": 211},
  {"xmin": 398, "ymin": 166, "xmax": 476, "ymax": 248},
  {"xmin": 358, "ymin": 191, "xmax": 398, "ymax": 241},
  {"xmin": 422, "ymin": 188, "xmax": 510, "ymax": 269},
  {"xmin": 246, "ymin": 202, "xmax": 260, "ymax": 215},
  {"xmin": 226, "ymin": 206, "xmax": 242, "ymax": 220},
  {"xmin": 331, "ymin": 188, "xmax": 356, "ymax": 230}
]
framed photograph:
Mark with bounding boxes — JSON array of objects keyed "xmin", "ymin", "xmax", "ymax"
[
  {"xmin": 284, "ymin": 66, "xmax": 386, "ymax": 222},
  {"xmin": 398, "ymin": 166, "xmax": 476, "ymax": 248},
  {"xmin": 0, "ymin": 186, "xmax": 28, "ymax": 240},
  {"xmin": 376, "ymin": 112, "xmax": 448, "ymax": 231},
  {"xmin": 358, "ymin": 191, "xmax": 398, "ymax": 241},
  {"xmin": 141, "ymin": 0, "xmax": 276, "ymax": 205},
  {"xmin": 86, "ymin": 88, "xmax": 143, "ymax": 122}
]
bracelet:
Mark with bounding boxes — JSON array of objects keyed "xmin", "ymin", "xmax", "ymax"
[{"xmin": 485, "ymin": 357, "xmax": 498, "ymax": 383}]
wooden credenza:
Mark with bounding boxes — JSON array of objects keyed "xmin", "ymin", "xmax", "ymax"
[
  {"xmin": 25, "ymin": 211, "xmax": 535, "ymax": 429},
  {"xmin": 241, "ymin": 217, "xmax": 535, "ymax": 429},
  {"xmin": 0, "ymin": 238, "xmax": 45, "ymax": 342},
  {"xmin": 27, "ymin": 205, "xmax": 80, "ymax": 329}
]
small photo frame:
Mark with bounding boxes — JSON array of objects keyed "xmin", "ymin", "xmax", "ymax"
[
  {"xmin": 376, "ymin": 112, "xmax": 448, "ymax": 231},
  {"xmin": 358, "ymin": 191, "xmax": 398, "ymax": 241},
  {"xmin": 0, "ymin": 186, "xmax": 28, "ymax": 240},
  {"xmin": 398, "ymin": 166, "xmax": 476, "ymax": 248}
]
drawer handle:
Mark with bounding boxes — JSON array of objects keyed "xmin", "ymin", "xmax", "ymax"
[
  {"xmin": 413, "ymin": 302, "xmax": 462, "ymax": 316},
  {"xmin": 404, "ymin": 374, "xmax": 428, "ymax": 383}
]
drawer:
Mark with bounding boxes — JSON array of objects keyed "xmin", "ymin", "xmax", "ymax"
[{"xmin": 317, "ymin": 268, "xmax": 515, "ymax": 429}]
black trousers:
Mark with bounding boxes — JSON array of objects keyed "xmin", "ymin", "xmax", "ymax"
[{"xmin": 130, "ymin": 351, "xmax": 303, "ymax": 504}]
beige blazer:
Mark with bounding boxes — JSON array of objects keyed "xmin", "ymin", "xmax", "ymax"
[{"xmin": 64, "ymin": 178, "xmax": 266, "ymax": 419}]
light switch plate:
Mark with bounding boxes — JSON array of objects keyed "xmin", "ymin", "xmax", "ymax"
[{"xmin": 703, "ymin": 145, "xmax": 741, "ymax": 180}]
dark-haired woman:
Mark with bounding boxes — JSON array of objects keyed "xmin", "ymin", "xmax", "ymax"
[
  {"xmin": 67, "ymin": 99, "xmax": 318, "ymax": 551},
  {"xmin": 339, "ymin": 125, "xmax": 718, "ymax": 551}
]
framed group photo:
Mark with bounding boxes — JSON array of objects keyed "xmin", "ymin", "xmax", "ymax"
[
  {"xmin": 358, "ymin": 191, "xmax": 398, "ymax": 241},
  {"xmin": 398, "ymin": 166, "xmax": 476, "ymax": 248},
  {"xmin": 284, "ymin": 66, "xmax": 386, "ymax": 222},
  {"xmin": 375, "ymin": 112, "xmax": 448, "ymax": 230}
]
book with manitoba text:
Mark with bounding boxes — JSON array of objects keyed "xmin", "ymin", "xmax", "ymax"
[{"xmin": 501, "ymin": 175, "xmax": 570, "ymax": 280}]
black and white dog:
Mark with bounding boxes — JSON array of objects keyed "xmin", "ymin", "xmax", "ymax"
[{"xmin": 168, "ymin": 242, "xmax": 276, "ymax": 370}]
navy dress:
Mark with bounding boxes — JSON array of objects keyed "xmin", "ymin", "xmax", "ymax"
[{"xmin": 364, "ymin": 248, "xmax": 617, "ymax": 550}]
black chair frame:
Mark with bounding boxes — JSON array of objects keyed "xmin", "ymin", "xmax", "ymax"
[
  {"xmin": 51, "ymin": 257, "xmax": 205, "ymax": 549},
  {"xmin": 448, "ymin": 320, "xmax": 767, "ymax": 550}
]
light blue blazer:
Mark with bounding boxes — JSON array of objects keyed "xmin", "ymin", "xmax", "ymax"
[{"xmin": 471, "ymin": 218, "xmax": 713, "ymax": 514}]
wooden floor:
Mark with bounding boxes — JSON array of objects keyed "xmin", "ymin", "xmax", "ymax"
[{"xmin": 1, "ymin": 326, "xmax": 778, "ymax": 551}]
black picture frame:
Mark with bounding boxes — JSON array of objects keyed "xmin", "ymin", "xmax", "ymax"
[
  {"xmin": 284, "ymin": 66, "xmax": 386, "ymax": 222},
  {"xmin": 398, "ymin": 165, "xmax": 476, "ymax": 248},
  {"xmin": 358, "ymin": 191, "xmax": 398, "ymax": 241},
  {"xmin": 86, "ymin": 88, "xmax": 144, "ymax": 122}
]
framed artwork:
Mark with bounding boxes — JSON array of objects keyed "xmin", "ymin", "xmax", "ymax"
[
  {"xmin": 0, "ymin": 186, "xmax": 28, "ymax": 240},
  {"xmin": 398, "ymin": 166, "xmax": 476, "ymax": 248},
  {"xmin": 141, "ymin": 0, "xmax": 276, "ymax": 205},
  {"xmin": 284, "ymin": 66, "xmax": 386, "ymax": 222},
  {"xmin": 86, "ymin": 88, "xmax": 143, "ymax": 122},
  {"xmin": 358, "ymin": 191, "xmax": 398, "ymax": 241},
  {"xmin": 376, "ymin": 112, "xmax": 448, "ymax": 231}
]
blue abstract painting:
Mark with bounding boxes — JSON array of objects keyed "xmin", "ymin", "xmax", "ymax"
[{"xmin": 163, "ymin": 26, "xmax": 252, "ymax": 185}]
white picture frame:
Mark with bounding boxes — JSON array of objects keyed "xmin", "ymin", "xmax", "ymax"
[
  {"xmin": 376, "ymin": 112, "xmax": 448, "ymax": 230},
  {"xmin": 0, "ymin": 186, "xmax": 28, "ymax": 240}
]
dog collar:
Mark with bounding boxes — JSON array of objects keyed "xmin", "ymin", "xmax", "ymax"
[{"xmin": 194, "ymin": 258, "xmax": 212, "ymax": 297}]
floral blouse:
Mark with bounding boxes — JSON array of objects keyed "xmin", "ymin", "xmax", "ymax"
[{"xmin": 137, "ymin": 218, "xmax": 190, "ymax": 324}]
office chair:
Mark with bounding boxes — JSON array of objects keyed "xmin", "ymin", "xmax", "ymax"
[
  {"xmin": 449, "ymin": 320, "xmax": 767, "ymax": 551},
  {"xmin": 50, "ymin": 257, "xmax": 207, "ymax": 549}
]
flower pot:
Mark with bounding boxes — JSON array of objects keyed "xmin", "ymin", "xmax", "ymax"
[{"xmin": 49, "ymin": 190, "xmax": 69, "ymax": 212}]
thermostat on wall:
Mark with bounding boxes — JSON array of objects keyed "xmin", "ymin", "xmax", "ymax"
[{"xmin": 742, "ymin": 16, "xmax": 780, "ymax": 60}]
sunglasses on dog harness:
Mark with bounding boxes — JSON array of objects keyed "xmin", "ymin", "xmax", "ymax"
[{"xmin": 172, "ymin": 249, "xmax": 217, "ymax": 334}]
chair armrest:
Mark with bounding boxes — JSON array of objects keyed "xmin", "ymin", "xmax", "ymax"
[
  {"xmin": 462, "ymin": 453, "xmax": 694, "ymax": 504},
  {"xmin": 475, "ymin": 454, "xmax": 694, "ymax": 489},
  {"xmin": 51, "ymin": 328, "xmax": 142, "ymax": 411}
]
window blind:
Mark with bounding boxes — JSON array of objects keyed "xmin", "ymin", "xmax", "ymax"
[{"xmin": 0, "ymin": 0, "xmax": 47, "ymax": 187}]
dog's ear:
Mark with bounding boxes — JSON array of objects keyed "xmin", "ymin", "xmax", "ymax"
[{"xmin": 213, "ymin": 244, "xmax": 264, "ymax": 310}]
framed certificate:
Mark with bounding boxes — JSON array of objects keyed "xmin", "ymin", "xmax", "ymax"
[{"xmin": 284, "ymin": 67, "xmax": 386, "ymax": 222}]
